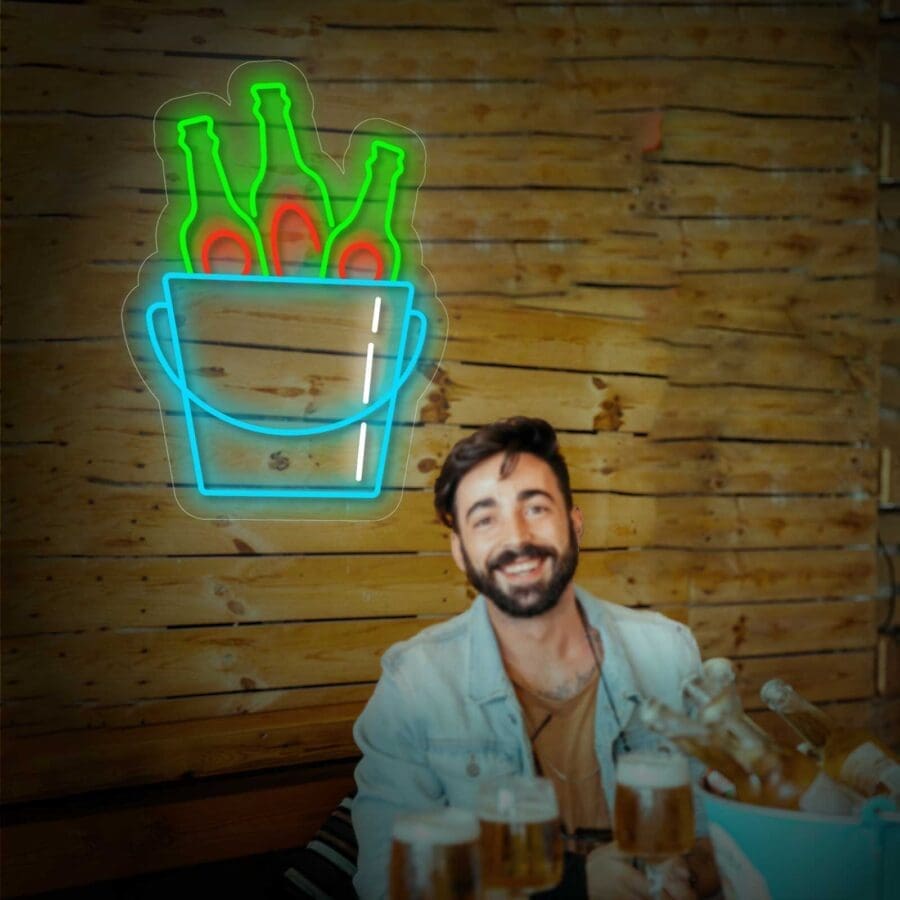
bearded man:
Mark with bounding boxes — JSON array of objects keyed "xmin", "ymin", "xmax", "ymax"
[{"xmin": 351, "ymin": 417, "xmax": 719, "ymax": 899}]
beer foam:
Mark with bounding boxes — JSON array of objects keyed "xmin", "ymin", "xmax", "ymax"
[
  {"xmin": 616, "ymin": 752, "xmax": 690, "ymax": 789},
  {"xmin": 477, "ymin": 778, "xmax": 559, "ymax": 823},
  {"xmin": 478, "ymin": 797, "xmax": 558, "ymax": 824},
  {"xmin": 392, "ymin": 807, "xmax": 480, "ymax": 845}
]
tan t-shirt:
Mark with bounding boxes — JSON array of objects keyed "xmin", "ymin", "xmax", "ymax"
[{"xmin": 513, "ymin": 669, "xmax": 610, "ymax": 835}]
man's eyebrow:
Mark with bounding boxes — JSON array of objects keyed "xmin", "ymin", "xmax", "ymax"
[
  {"xmin": 518, "ymin": 489, "xmax": 555, "ymax": 504},
  {"xmin": 464, "ymin": 497, "xmax": 497, "ymax": 523},
  {"xmin": 463, "ymin": 489, "xmax": 556, "ymax": 523}
]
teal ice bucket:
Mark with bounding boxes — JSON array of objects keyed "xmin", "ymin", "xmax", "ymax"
[{"xmin": 701, "ymin": 790, "xmax": 898, "ymax": 899}]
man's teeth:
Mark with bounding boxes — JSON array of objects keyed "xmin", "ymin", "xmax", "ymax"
[{"xmin": 503, "ymin": 558, "xmax": 542, "ymax": 575}]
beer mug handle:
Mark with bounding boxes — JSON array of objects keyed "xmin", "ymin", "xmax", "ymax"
[{"xmin": 145, "ymin": 301, "xmax": 427, "ymax": 436}]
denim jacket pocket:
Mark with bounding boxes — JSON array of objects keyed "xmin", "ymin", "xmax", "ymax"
[{"xmin": 425, "ymin": 739, "xmax": 521, "ymax": 809}]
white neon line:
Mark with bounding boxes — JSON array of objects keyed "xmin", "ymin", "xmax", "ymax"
[
  {"xmin": 355, "ymin": 422, "xmax": 367, "ymax": 482},
  {"xmin": 362, "ymin": 341, "xmax": 375, "ymax": 404},
  {"xmin": 371, "ymin": 295, "xmax": 382, "ymax": 333}
]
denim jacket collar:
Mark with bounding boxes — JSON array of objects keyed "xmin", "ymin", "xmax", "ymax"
[
  {"xmin": 466, "ymin": 595, "xmax": 512, "ymax": 704},
  {"xmin": 575, "ymin": 585, "xmax": 642, "ymax": 736}
]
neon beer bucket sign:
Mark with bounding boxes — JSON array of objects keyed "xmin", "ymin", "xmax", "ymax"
[{"xmin": 124, "ymin": 63, "xmax": 443, "ymax": 520}]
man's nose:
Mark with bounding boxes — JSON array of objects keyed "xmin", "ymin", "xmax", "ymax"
[{"xmin": 504, "ymin": 510, "xmax": 532, "ymax": 547}]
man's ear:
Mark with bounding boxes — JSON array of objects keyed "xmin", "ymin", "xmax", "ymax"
[
  {"xmin": 450, "ymin": 530, "xmax": 467, "ymax": 573},
  {"xmin": 571, "ymin": 505, "xmax": 584, "ymax": 545}
]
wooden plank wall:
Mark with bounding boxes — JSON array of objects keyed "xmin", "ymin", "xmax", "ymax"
[
  {"xmin": 2, "ymin": 0, "xmax": 896, "ymax": 893},
  {"xmin": 877, "ymin": 3, "xmax": 900, "ymax": 707}
]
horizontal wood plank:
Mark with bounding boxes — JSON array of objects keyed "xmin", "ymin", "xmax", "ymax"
[
  {"xmin": 689, "ymin": 598, "xmax": 876, "ymax": 658},
  {"xmin": 3, "ymin": 119, "xmax": 642, "ymax": 213},
  {"xmin": 1, "ymin": 703, "xmax": 362, "ymax": 804},
  {"xmin": 4, "ymin": 266, "xmax": 882, "ymax": 344},
  {"xmin": 2, "ymin": 341, "xmax": 878, "ymax": 452},
  {"xmin": 1, "ymin": 760, "xmax": 357, "ymax": 896},
  {"xmin": 5, "ymin": 4, "xmax": 871, "ymax": 68},
  {"xmin": 642, "ymin": 165, "xmax": 876, "ymax": 220},
  {"xmin": 678, "ymin": 220, "xmax": 877, "ymax": 277},
  {"xmin": 0, "ymin": 648, "xmax": 876, "ymax": 805},
  {"xmin": 515, "ymin": 274, "xmax": 879, "ymax": 339},
  {"xmin": 1, "ymin": 460, "xmax": 878, "ymax": 554},
  {"xmin": 1, "ymin": 618, "xmax": 429, "ymax": 705},
  {"xmin": 576, "ymin": 59, "xmax": 874, "ymax": 118},
  {"xmin": 16, "ymin": 416, "xmax": 883, "ymax": 494},
  {"xmin": 1, "ymin": 590, "xmax": 879, "ymax": 713},
  {"xmin": 2, "ymin": 545, "xmax": 877, "ymax": 636},
  {"xmin": 734, "ymin": 649, "xmax": 875, "ymax": 709},
  {"xmin": 654, "ymin": 110, "xmax": 877, "ymax": 170}
]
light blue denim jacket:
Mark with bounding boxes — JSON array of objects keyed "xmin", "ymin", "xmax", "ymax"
[{"xmin": 352, "ymin": 586, "xmax": 707, "ymax": 899}]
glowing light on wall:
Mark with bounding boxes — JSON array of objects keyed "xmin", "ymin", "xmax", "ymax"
[{"xmin": 122, "ymin": 62, "xmax": 445, "ymax": 520}]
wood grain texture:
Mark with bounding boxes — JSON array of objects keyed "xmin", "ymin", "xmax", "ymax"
[
  {"xmin": 0, "ymin": 647, "xmax": 878, "ymax": 804},
  {"xmin": 1, "ymin": 761, "xmax": 357, "ymax": 896},
  {"xmin": 1, "ymin": 0, "xmax": 889, "ymax": 854}
]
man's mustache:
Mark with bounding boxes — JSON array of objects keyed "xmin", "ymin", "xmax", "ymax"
[{"xmin": 488, "ymin": 543, "xmax": 557, "ymax": 573}]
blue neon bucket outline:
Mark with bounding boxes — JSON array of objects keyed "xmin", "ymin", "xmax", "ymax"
[{"xmin": 146, "ymin": 272, "xmax": 427, "ymax": 499}]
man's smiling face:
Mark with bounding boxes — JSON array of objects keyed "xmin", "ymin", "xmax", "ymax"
[{"xmin": 450, "ymin": 451, "xmax": 582, "ymax": 619}]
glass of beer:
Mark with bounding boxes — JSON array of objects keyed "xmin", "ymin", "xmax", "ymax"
[
  {"xmin": 613, "ymin": 751, "xmax": 695, "ymax": 899},
  {"xmin": 476, "ymin": 775, "xmax": 563, "ymax": 898},
  {"xmin": 389, "ymin": 806, "xmax": 481, "ymax": 900}
]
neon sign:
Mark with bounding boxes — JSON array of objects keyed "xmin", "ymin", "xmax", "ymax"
[{"xmin": 123, "ymin": 62, "xmax": 445, "ymax": 520}]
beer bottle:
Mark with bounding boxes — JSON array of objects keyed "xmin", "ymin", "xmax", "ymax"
[
  {"xmin": 639, "ymin": 697, "xmax": 757, "ymax": 801},
  {"xmin": 247, "ymin": 82, "xmax": 335, "ymax": 277},
  {"xmin": 176, "ymin": 115, "xmax": 268, "ymax": 275},
  {"xmin": 682, "ymin": 658, "xmax": 770, "ymax": 739},
  {"xmin": 319, "ymin": 139, "xmax": 406, "ymax": 281},
  {"xmin": 761, "ymin": 678, "xmax": 900, "ymax": 800},
  {"xmin": 704, "ymin": 697, "xmax": 863, "ymax": 815}
]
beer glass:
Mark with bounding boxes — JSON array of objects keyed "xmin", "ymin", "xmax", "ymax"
[
  {"xmin": 476, "ymin": 775, "xmax": 563, "ymax": 898},
  {"xmin": 613, "ymin": 751, "xmax": 695, "ymax": 899},
  {"xmin": 389, "ymin": 807, "xmax": 481, "ymax": 900}
]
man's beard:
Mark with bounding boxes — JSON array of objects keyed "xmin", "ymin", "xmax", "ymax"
[{"xmin": 459, "ymin": 522, "xmax": 579, "ymax": 619}]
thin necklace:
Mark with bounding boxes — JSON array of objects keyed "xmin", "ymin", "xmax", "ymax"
[{"xmin": 526, "ymin": 607, "xmax": 631, "ymax": 782}]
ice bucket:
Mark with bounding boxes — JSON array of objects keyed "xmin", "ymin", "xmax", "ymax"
[{"xmin": 701, "ymin": 789, "xmax": 898, "ymax": 900}]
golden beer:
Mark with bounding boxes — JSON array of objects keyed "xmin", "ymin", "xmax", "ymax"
[
  {"xmin": 613, "ymin": 753, "xmax": 695, "ymax": 862},
  {"xmin": 479, "ymin": 816, "xmax": 563, "ymax": 893},
  {"xmin": 389, "ymin": 808, "xmax": 481, "ymax": 900},
  {"xmin": 477, "ymin": 775, "xmax": 563, "ymax": 895}
]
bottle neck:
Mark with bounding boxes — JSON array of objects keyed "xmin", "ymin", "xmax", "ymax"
[
  {"xmin": 255, "ymin": 91, "xmax": 303, "ymax": 170},
  {"xmin": 764, "ymin": 684, "xmax": 833, "ymax": 749},
  {"xmin": 684, "ymin": 674, "xmax": 744, "ymax": 725},
  {"xmin": 347, "ymin": 148, "xmax": 403, "ymax": 229},
  {"xmin": 180, "ymin": 122, "xmax": 233, "ymax": 202},
  {"xmin": 642, "ymin": 700, "xmax": 710, "ymax": 741},
  {"xmin": 703, "ymin": 658, "xmax": 737, "ymax": 696},
  {"xmin": 715, "ymin": 717, "xmax": 784, "ymax": 777},
  {"xmin": 642, "ymin": 700, "xmax": 754, "ymax": 789}
]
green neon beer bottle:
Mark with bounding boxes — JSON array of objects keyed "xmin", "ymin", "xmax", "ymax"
[
  {"xmin": 176, "ymin": 115, "xmax": 268, "ymax": 276},
  {"xmin": 247, "ymin": 83, "xmax": 334, "ymax": 277},
  {"xmin": 320, "ymin": 140, "xmax": 406, "ymax": 282}
]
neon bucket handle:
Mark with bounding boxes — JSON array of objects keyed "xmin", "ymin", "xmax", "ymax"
[{"xmin": 146, "ymin": 301, "xmax": 427, "ymax": 437}]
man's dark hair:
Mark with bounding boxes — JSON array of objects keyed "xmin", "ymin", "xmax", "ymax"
[{"xmin": 433, "ymin": 416, "xmax": 573, "ymax": 530}]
